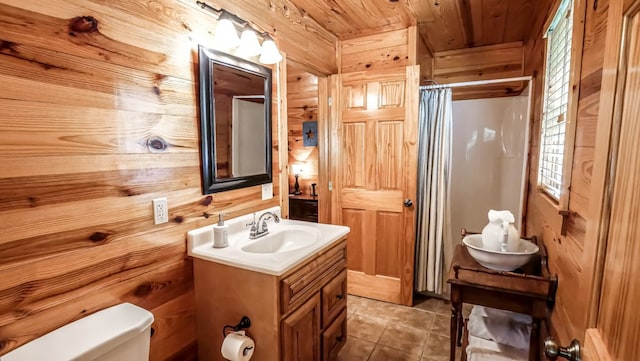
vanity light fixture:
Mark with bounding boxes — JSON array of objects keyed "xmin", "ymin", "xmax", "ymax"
[
  {"xmin": 259, "ymin": 35, "xmax": 283, "ymax": 65},
  {"xmin": 196, "ymin": 1, "xmax": 283, "ymax": 64},
  {"xmin": 213, "ymin": 10, "xmax": 240, "ymax": 49},
  {"xmin": 238, "ymin": 26, "xmax": 262, "ymax": 57}
]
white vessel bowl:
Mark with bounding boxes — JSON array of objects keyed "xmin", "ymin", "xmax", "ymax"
[{"xmin": 463, "ymin": 234, "xmax": 539, "ymax": 271}]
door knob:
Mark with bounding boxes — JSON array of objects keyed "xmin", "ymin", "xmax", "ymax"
[
  {"xmin": 545, "ymin": 337, "xmax": 581, "ymax": 361},
  {"xmin": 404, "ymin": 199, "xmax": 413, "ymax": 207}
]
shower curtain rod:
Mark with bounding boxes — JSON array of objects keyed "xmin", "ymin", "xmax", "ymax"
[{"xmin": 419, "ymin": 76, "xmax": 532, "ymax": 90}]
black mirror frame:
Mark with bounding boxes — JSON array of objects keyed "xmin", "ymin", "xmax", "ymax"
[{"xmin": 198, "ymin": 45, "xmax": 273, "ymax": 194}]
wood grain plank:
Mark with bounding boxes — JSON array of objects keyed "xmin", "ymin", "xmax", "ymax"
[
  {"xmin": 375, "ymin": 211, "xmax": 402, "ymax": 278},
  {"xmin": 433, "ymin": 42, "xmax": 524, "ymax": 99},
  {"xmin": 570, "ymin": 146, "xmax": 594, "ymax": 200},
  {"xmin": 364, "ymin": 119, "xmax": 377, "ymax": 191},
  {"xmin": 342, "ymin": 209, "xmax": 364, "ymax": 272},
  {"xmin": 317, "ymin": 76, "xmax": 331, "ymax": 223},
  {"xmin": 341, "ymin": 45, "xmax": 409, "ymax": 73},
  {"xmin": 596, "ymin": 9, "xmax": 640, "ymax": 358},
  {"xmin": 0, "ymin": 257, "xmax": 193, "ymax": 350},
  {"xmin": 377, "ymin": 121, "xmax": 403, "ymax": 190},
  {"xmin": 0, "ymin": 100, "xmax": 197, "ymax": 155},
  {"xmin": 0, "ymin": 153, "xmax": 199, "ymax": 178},
  {"xmin": 147, "ymin": 291, "xmax": 196, "ymax": 361},
  {"xmin": 575, "ymin": 91, "xmax": 600, "ymax": 147},
  {"xmin": 583, "ymin": 329, "xmax": 613, "ymax": 361},
  {"xmin": 362, "ymin": 210, "xmax": 377, "ymax": 275},
  {"xmin": 400, "ymin": 65, "xmax": 419, "ymax": 306},
  {"xmin": 341, "ymin": 29, "xmax": 408, "ymax": 55},
  {"xmin": 342, "ymin": 108, "xmax": 405, "ymax": 123},
  {"xmin": 340, "ymin": 189, "xmax": 403, "ymax": 213},
  {"xmin": 0, "ymin": 167, "xmax": 200, "ymax": 212},
  {"xmin": 341, "ymin": 123, "xmax": 366, "ymax": 189},
  {"xmin": 340, "ymin": 29, "xmax": 409, "ymax": 74},
  {"xmin": 346, "ymin": 270, "xmax": 400, "ymax": 304},
  {"xmin": 0, "ymin": 2, "xmax": 192, "ymax": 80},
  {"xmin": 481, "ymin": 0, "xmax": 509, "ymax": 45}
]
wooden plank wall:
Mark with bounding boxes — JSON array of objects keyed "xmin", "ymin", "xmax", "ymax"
[
  {"xmin": 416, "ymin": 30, "xmax": 434, "ymax": 84},
  {"xmin": 340, "ymin": 28, "xmax": 411, "ymax": 73},
  {"xmin": 287, "ymin": 65, "xmax": 319, "ymax": 195},
  {"xmin": 0, "ymin": 0, "xmax": 335, "ymax": 359},
  {"xmin": 523, "ymin": 0, "xmax": 609, "ymax": 344},
  {"xmin": 432, "ymin": 42, "xmax": 526, "ymax": 100}
]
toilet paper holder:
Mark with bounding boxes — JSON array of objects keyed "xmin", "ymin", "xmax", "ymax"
[{"xmin": 222, "ymin": 316, "xmax": 252, "ymax": 337}]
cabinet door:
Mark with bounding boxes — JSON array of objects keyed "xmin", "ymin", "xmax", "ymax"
[
  {"xmin": 321, "ymin": 269, "xmax": 347, "ymax": 327},
  {"xmin": 282, "ymin": 293, "xmax": 321, "ymax": 361},
  {"xmin": 322, "ymin": 309, "xmax": 347, "ymax": 361}
]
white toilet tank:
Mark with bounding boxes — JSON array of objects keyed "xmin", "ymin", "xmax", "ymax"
[{"xmin": 2, "ymin": 303, "xmax": 154, "ymax": 361}]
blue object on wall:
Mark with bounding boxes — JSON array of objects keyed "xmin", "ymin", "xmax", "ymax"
[{"xmin": 302, "ymin": 121, "xmax": 318, "ymax": 147}]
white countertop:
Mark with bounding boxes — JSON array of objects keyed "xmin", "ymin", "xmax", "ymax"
[{"xmin": 187, "ymin": 207, "xmax": 350, "ymax": 276}]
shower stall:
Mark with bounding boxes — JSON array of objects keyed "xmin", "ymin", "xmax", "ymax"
[
  {"xmin": 449, "ymin": 85, "xmax": 531, "ymax": 243},
  {"xmin": 415, "ymin": 77, "xmax": 531, "ymax": 295}
]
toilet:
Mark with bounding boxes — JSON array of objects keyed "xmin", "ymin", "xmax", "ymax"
[{"xmin": 2, "ymin": 303, "xmax": 154, "ymax": 361}]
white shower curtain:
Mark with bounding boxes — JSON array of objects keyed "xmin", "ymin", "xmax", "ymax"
[{"xmin": 414, "ymin": 88, "xmax": 453, "ymax": 295}]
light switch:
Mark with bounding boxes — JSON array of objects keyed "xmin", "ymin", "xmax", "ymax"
[{"xmin": 262, "ymin": 183, "xmax": 273, "ymax": 200}]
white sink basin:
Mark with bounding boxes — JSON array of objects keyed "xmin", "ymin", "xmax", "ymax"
[
  {"xmin": 241, "ymin": 226, "xmax": 321, "ymax": 254},
  {"xmin": 187, "ymin": 207, "xmax": 350, "ymax": 275},
  {"xmin": 463, "ymin": 234, "xmax": 539, "ymax": 271}
]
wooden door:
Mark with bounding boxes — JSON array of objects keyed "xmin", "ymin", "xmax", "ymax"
[
  {"xmin": 282, "ymin": 293, "xmax": 321, "ymax": 361},
  {"xmin": 332, "ymin": 66, "xmax": 419, "ymax": 306},
  {"xmin": 578, "ymin": 1, "xmax": 640, "ymax": 360}
]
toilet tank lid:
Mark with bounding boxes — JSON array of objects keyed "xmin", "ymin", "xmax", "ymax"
[{"xmin": 2, "ymin": 303, "xmax": 154, "ymax": 361}]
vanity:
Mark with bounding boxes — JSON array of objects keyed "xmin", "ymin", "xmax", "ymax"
[{"xmin": 188, "ymin": 208, "xmax": 349, "ymax": 361}]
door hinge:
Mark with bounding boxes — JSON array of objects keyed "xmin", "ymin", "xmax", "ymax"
[
  {"xmin": 328, "ymin": 96, "xmax": 332, "ymax": 107},
  {"xmin": 328, "ymin": 181, "xmax": 333, "ymax": 191}
]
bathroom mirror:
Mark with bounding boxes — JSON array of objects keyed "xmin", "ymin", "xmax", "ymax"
[{"xmin": 198, "ymin": 45, "xmax": 272, "ymax": 194}]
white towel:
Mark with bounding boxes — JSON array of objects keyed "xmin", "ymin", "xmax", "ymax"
[
  {"xmin": 467, "ymin": 335, "xmax": 528, "ymax": 361},
  {"xmin": 470, "ymin": 306, "xmax": 532, "ymax": 324},
  {"xmin": 468, "ymin": 313, "xmax": 531, "ymax": 350},
  {"xmin": 488, "ymin": 210, "xmax": 515, "ymax": 223}
]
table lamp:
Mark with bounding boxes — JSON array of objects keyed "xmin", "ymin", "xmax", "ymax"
[{"xmin": 291, "ymin": 164, "xmax": 304, "ymax": 195}]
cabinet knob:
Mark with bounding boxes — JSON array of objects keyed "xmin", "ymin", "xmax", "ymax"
[
  {"xmin": 403, "ymin": 199, "xmax": 413, "ymax": 207},
  {"xmin": 335, "ymin": 335, "xmax": 344, "ymax": 343},
  {"xmin": 336, "ymin": 293, "xmax": 344, "ymax": 300}
]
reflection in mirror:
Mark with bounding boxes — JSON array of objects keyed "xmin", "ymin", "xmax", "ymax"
[{"xmin": 198, "ymin": 45, "xmax": 272, "ymax": 194}]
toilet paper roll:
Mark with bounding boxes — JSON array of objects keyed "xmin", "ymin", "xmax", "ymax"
[{"xmin": 221, "ymin": 331, "xmax": 255, "ymax": 361}]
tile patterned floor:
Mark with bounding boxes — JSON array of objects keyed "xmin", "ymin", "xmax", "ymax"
[{"xmin": 338, "ymin": 295, "xmax": 463, "ymax": 361}]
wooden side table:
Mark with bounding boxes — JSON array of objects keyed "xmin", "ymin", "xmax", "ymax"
[
  {"xmin": 289, "ymin": 195, "xmax": 318, "ymax": 222},
  {"xmin": 446, "ymin": 234, "xmax": 557, "ymax": 361}
]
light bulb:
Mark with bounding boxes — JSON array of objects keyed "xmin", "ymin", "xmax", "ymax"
[
  {"xmin": 238, "ymin": 27, "xmax": 262, "ymax": 57},
  {"xmin": 214, "ymin": 12, "xmax": 239, "ymax": 49},
  {"xmin": 259, "ymin": 35, "xmax": 283, "ymax": 64}
]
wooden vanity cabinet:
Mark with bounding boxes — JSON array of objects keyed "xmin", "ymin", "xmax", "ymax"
[{"xmin": 193, "ymin": 237, "xmax": 348, "ymax": 361}]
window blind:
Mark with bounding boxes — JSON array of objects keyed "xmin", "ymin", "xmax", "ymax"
[{"xmin": 539, "ymin": 0, "xmax": 573, "ymax": 200}]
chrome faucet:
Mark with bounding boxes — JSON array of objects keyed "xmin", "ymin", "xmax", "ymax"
[{"xmin": 248, "ymin": 211, "xmax": 280, "ymax": 239}]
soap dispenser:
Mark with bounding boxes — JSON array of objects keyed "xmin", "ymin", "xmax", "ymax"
[{"xmin": 212, "ymin": 213, "xmax": 229, "ymax": 248}]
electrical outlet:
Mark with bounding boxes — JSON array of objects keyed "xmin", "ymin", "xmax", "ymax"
[{"xmin": 152, "ymin": 198, "xmax": 168, "ymax": 225}]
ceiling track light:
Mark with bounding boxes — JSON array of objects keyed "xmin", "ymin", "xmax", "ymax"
[{"xmin": 196, "ymin": 1, "xmax": 282, "ymax": 64}]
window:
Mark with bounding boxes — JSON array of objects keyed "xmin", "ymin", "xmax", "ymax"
[{"xmin": 539, "ymin": 0, "xmax": 574, "ymax": 200}]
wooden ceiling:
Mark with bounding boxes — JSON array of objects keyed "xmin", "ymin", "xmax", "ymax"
[{"xmin": 287, "ymin": 0, "xmax": 537, "ymax": 52}]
